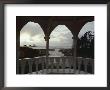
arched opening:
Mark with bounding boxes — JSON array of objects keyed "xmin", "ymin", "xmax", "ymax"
[
  {"xmin": 77, "ymin": 21, "xmax": 94, "ymax": 73},
  {"xmin": 20, "ymin": 21, "xmax": 46, "ymax": 59},
  {"xmin": 77, "ymin": 21, "xmax": 94, "ymax": 58},
  {"xmin": 49, "ymin": 25, "xmax": 73, "ymax": 57}
]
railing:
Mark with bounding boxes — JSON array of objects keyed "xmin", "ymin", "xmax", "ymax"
[{"xmin": 17, "ymin": 56, "xmax": 94, "ymax": 74}]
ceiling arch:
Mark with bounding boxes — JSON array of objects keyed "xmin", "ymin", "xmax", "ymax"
[{"xmin": 16, "ymin": 16, "xmax": 94, "ymax": 37}]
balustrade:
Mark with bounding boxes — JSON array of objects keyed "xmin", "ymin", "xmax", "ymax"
[{"xmin": 18, "ymin": 56, "xmax": 94, "ymax": 74}]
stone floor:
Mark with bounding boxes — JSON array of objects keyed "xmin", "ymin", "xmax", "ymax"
[{"xmin": 28, "ymin": 69, "xmax": 90, "ymax": 74}]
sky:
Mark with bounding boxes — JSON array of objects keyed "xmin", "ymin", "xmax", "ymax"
[{"xmin": 20, "ymin": 21, "xmax": 94, "ymax": 48}]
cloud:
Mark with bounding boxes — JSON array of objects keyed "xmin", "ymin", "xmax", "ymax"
[
  {"xmin": 20, "ymin": 21, "xmax": 45, "ymax": 36},
  {"xmin": 50, "ymin": 25, "xmax": 73, "ymax": 48},
  {"xmin": 20, "ymin": 22, "xmax": 45, "ymax": 46}
]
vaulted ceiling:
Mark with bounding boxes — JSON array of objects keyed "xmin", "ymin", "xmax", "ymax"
[{"xmin": 16, "ymin": 16, "xmax": 94, "ymax": 36}]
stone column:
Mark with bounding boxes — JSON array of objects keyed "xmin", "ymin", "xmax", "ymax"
[
  {"xmin": 34, "ymin": 57, "xmax": 39, "ymax": 74},
  {"xmin": 16, "ymin": 31, "xmax": 20, "ymax": 74},
  {"xmin": 21, "ymin": 59, "xmax": 26, "ymax": 74},
  {"xmin": 28, "ymin": 59, "xmax": 33, "ymax": 74},
  {"xmin": 91, "ymin": 59, "xmax": 94, "ymax": 74},
  {"xmin": 44, "ymin": 36, "xmax": 50, "ymax": 73},
  {"xmin": 72, "ymin": 36, "xmax": 78, "ymax": 73},
  {"xmin": 44, "ymin": 36, "xmax": 50, "ymax": 61},
  {"xmin": 84, "ymin": 59, "xmax": 88, "ymax": 74}
]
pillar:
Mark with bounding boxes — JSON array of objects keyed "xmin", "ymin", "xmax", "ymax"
[
  {"xmin": 21, "ymin": 59, "xmax": 26, "ymax": 74},
  {"xmin": 44, "ymin": 36, "xmax": 50, "ymax": 60},
  {"xmin": 28, "ymin": 59, "xmax": 33, "ymax": 74},
  {"xmin": 91, "ymin": 59, "xmax": 94, "ymax": 74},
  {"xmin": 84, "ymin": 58, "xmax": 88, "ymax": 74},
  {"xmin": 34, "ymin": 57, "xmax": 38, "ymax": 74},
  {"xmin": 16, "ymin": 31, "xmax": 20, "ymax": 74},
  {"xmin": 72, "ymin": 35, "xmax": 78, "ymax": 73},
  {"xmin": 44, "ymin": 36, "xmax": 50, "ymax": 73}
]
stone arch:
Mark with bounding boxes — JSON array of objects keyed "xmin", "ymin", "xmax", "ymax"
[
  {"xmin": 49, "ymin": 25, "xmax": 73, "ymax": 56},
  {"xmin": 77, "ymin": 21, "xmax": 94, "ymax": 58},
  {"xmin": 47, "ymin": 24, "xmax": 74, "ymax": 37}
]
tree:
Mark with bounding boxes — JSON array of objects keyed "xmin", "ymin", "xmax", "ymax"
[{"xmin": 77, "ymin": 31, "xmax": 94, "ymax": 58}]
